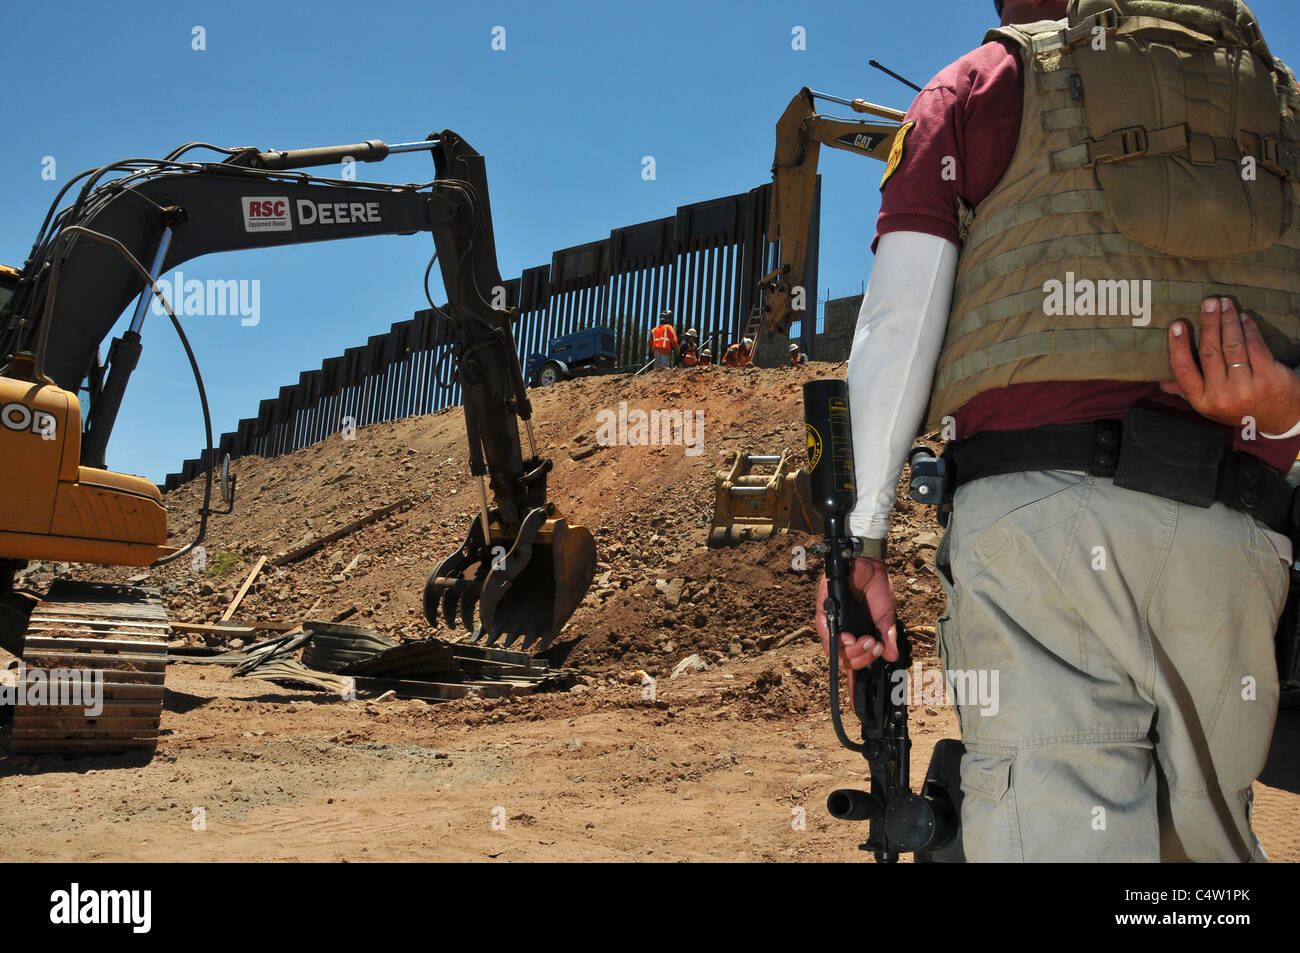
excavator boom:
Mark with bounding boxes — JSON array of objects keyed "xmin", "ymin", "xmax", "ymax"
[{"xmin": 761, "ymin": 87, "xmax": 905, "ymax": 340}]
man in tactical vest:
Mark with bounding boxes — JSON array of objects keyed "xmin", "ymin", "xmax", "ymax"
[{"xmin": 818, "ymin": 0, "xmax": 1300, "ymax": 861}]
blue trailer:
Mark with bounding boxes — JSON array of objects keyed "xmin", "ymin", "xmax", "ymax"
[{"xmin": 526, "ymin": 326, "xmax": 620, "ymax": 387}]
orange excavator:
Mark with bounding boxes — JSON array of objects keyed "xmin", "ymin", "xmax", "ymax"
[{"xmin": 0, "ymin": 131, "xmax": 595, "ymax": 755}]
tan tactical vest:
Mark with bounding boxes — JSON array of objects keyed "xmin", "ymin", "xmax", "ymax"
[{"xmin": 926, "ymin": 0, "xmax": 1300, "ymax": 431}]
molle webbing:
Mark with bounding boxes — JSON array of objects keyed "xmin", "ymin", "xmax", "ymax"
[{"xmin": 925, "ymin": 1, "xmax": 1300, "ymax": 431}]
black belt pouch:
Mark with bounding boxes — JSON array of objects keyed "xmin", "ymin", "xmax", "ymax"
[{"xmin": 1112, "ymin": 406, "xmax": 1224, "ymax": 507}]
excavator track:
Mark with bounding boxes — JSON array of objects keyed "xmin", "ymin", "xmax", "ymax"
[{"xmin": 10, "ymin": 581, "xmax": 167, "ymax": 756}]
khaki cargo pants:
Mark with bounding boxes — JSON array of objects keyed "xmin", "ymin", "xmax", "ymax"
[{"xmin": 934, "ymin": 469, "xmax": 1288, "ymax": 862}]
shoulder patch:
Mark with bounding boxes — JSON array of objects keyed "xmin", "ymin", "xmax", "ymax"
[{"xmin": 880, "ymin": 120, "xmax": 916, "ymax": 190}]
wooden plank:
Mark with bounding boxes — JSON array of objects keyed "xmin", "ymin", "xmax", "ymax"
[
  {"xmin": 14, "ymin": 712, "xmax": 160, "ymax": 726},
  {"xmin": 221, "ymin": 555, "xmax": 267, "ymax": 622},
  {"xmin": 241, "ymin": 621, "xmax": 302, "ymax": 632},
  {"xmin": 271, "ymin": 499, "xmax": 411, "ymax": 566},
  {"xmin": 462, "ymin": 671, "xmax": 557, "ymax": 684},
  {"xmin": 169, "ymin": 623, "xmax": 257, "ymax": 638}
]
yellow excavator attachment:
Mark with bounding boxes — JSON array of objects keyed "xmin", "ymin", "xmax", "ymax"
[
  {"xmin": 708, "ymin": 448, "xmax": 821, "ymax": 546},
  {"xmin": 425, "ymin": 505, "xmax": 596, "ymax": 651}
]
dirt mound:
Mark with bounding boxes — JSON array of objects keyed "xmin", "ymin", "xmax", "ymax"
[{"xmin": 62, "ymin": 363, "xmax": 947, "ymax": 662}]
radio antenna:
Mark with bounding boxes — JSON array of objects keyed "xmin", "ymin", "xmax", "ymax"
[{"xmin": 869, "ymin": 60, "xmax": 922, "ymax": 93}]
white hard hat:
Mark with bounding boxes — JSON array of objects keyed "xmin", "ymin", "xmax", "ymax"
[
  {"xmin": 789, "ymin": 342, "xmax": 800, "ymax": 352},
  {"xmin": 743, "ymin": 337, "xmax": 753, "ymax": 347}
]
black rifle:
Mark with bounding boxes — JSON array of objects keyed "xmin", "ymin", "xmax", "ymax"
[{"xmin": 802, "ymin": 379, "xmax": 964, "ymax": 862}]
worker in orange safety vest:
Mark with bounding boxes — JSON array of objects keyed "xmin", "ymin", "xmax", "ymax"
[
  {"xmin": 650, "ymin": 311, "xmax": 678, "ymax": 369},
  {"xmin": 722, "ymin": 337, "xmax": 753, "ymax": 368},
  {"xmin": 679, "ymin": 328, "xmax": 700, "ymax": 366}
]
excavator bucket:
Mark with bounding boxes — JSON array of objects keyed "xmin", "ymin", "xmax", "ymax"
[
  {"xmin": 424, "ymin": 506, "xmax": 596, "ymax": 650},
  {"xmin": 708, "ymin": 449, "xmax": 823, "ymax": 546}
]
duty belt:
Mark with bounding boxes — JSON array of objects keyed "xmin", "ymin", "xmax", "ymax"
[{"xmin": 943, "ymin": 406, "xmax": 1294, "ymax": 536}]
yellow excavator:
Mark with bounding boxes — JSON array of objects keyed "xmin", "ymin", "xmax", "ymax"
[
  {"xmin": 758, "ymin": 87, "xmax": 906, "ymax": 346},
  {"xmin": 0, "ymin": 131, "xmax": 596, "ymax": 755}
]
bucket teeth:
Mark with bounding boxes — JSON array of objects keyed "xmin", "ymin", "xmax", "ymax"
[
  {"xmin": 425, "ymin": 507, "xmax": 595, "ymax": 654},
  {"xmin": 459, "ymin": 585, "xmax": 479, "ymax": 633},
  {"xmin": 440, "ymin": 587, "xmax": 460, "ymax": 630}
]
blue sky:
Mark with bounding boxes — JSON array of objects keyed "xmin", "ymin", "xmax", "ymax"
[{"xmin": 3, "ymin": 0, "xmax": 1297, "ymax": 482}]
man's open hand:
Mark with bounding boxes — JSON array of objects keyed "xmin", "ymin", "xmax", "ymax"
[
  {"xmin": 1160, "ymin": 296, "xmax": 1300, "ymax": 435},
  {"xmin": 815, "ymin": 556, "xmax": 900, "ymax": 692}
]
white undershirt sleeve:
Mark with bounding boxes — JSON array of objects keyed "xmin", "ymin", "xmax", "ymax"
[{"xmin": 844, "ymin": 230, "xmax": 960, "ymax": 541}]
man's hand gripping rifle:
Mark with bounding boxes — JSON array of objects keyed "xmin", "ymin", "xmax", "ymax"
[{"xmin": 802, "ymin": 379, "xmax": 964, "ymax": 863}]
